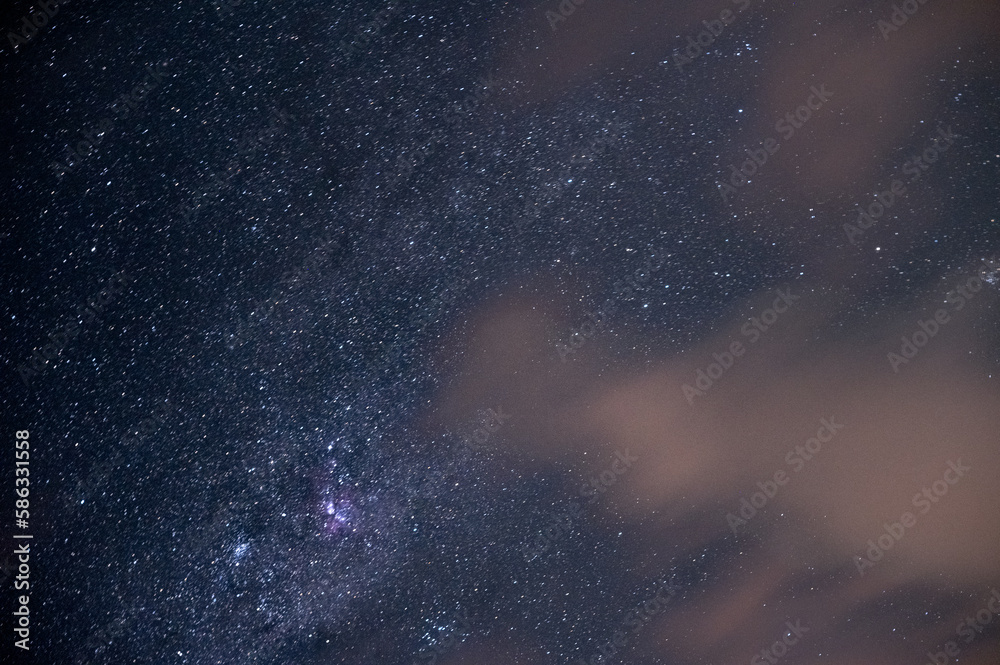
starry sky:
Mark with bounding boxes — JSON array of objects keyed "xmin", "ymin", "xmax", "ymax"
[{"xmin": 2, "ymin": 1, "xmax": 1000, "ymax": 664}]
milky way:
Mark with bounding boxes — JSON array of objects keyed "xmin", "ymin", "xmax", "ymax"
[{"xmin": 3, "ymin": 1, "xmax": 1000, "ymax": 665}]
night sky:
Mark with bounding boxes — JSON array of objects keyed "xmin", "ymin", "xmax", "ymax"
[{"xmin": 3, "ymin": 1, "xmax": 1000, "ymax": 665}]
